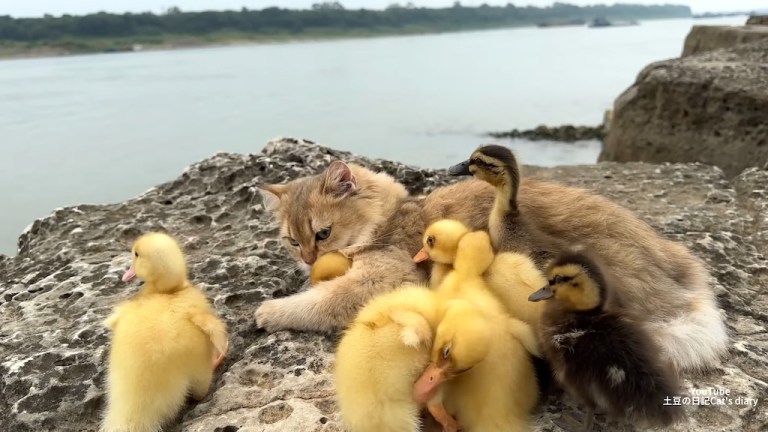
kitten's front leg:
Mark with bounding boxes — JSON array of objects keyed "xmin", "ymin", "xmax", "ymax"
[
  {"xmin": 255, "ymin": 247, "xmax": 424, "ymax": 333},
  {"xmin": 254, "ymin": 283, "xmax": 355, "ymax": 333}
]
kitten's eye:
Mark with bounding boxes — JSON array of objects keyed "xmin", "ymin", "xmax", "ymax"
[
  {"xmin": 442, "ymin": 344, "xmax": 451, "ymax": 360},
  {"xmin": 287, "ymin": 238, "xmax": 300, "ymax": 247},
  {"xmin": 427, "ymin": 236, "xmax": 435, "ymax": 248},
  {"xmin": 316, "ymin": 228, "xmax": 331, "ymax": 241}
]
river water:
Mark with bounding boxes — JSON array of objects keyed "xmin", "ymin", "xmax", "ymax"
[{"xmin": 0, "ymin": 16, "xmax": 746, "ymax": 255}]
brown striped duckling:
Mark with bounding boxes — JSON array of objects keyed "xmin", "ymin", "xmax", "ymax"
[{"xmin": 529, "ymin": 251, "xmax": 686, "ymax": 431}]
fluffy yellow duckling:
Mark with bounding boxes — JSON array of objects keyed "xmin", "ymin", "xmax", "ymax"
[
  {"xmin": 310, "ymin": 250, "xmax": 352, "ymax": 285},
  {"xmin": 102, "ymin": 232, "xmax": 229, "ymax": 432},
  {"xmin": 334, "ymin": 284, "xmax": 455, "ymax": 432},
  {"xmin": 412, "ymin": 220, "xmax": 540, "ymax": 431},
  {"xmin": 413, "ymin": 298, "xmax": 539, "ymax": 432},
  {"xmin": 484, "ymin": 252, "xmax": 548, "ymax": 335},
  {"xmin": 414, "ymin": 220, "xmax": 540, "ymax": 354}
]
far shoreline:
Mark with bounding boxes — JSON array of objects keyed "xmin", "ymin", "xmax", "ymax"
[
  {"xmin": 0, "ymin": 30, "xmax": 460, "ymax": 61},
  {"xmin": 0, "ymin": 16, "xmax": 696, "ymax": 62},
  {"xmin": 0, "ymin": 24, "xmax": 516, "ymax": 61}
]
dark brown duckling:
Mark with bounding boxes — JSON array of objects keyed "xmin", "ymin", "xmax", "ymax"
[
  {"xmin": 447, "ymin": 144, "xmax": 567, "ymax": 267},
  {"xmin": 529, "ymin": 250, "xmax": 686, "ymax": 431}
]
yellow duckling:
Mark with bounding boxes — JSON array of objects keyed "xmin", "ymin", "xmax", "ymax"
[
  {"xmin": 529, "ymin": 251, "xmax": 686, "ymax": 431},
  {"xmin": 483, "ymin": 252, "xmax": 548, "ymax": 335},
  {"xmin": 102, "ymin": 232, "xmax": 229, "ymax": 432},
  {"xmin": 334, "ymin": 284, "xmax": 455, "ymax": 432},
  {"xmin": 413, "ymin": 298, "xmax": 539, "ymax": 432},
  {"xmin": 413, "ymin": 219, "xmax": 547, "ymax": 340},
  {"xmin": 310, "ymin": 250, "xmax": 352, "ymax": 285},
  {"xmin": 412, "ymin": 220, "xmax": 540, "ymax": 431}
]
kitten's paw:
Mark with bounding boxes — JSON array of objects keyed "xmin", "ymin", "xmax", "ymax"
[{"xmin": 255, "ymin": 300, "xmax": 289, "ymax": 333}]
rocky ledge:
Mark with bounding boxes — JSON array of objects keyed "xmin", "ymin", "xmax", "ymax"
[
  {"xmin": 746, "ymin": 15, "xmax": 768, "ymax": 26},
  {"xmin": 1, "ymin": 138, "xmax": 766, "ymax": 431},
  {"xmin": 600, "ymin": 37, "xmax": 768, "ymax": 178},
  {"xmin": 681, "ymin": 24, "xmax": 768, "ymax": 57}
]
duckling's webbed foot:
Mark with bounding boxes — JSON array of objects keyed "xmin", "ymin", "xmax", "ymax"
[
  {"xmin": 582, "ymin": 409, "xmax": 594, "ymax": 432},
  {"xmin": 553, "ymin": 414, "xmax": 582, "ymax": 432},
  {"xmin": 553, "ymin": 409, "xmax": 594, "ymax": 432},
  {"xmin": 212, "ymin": 350, "xmax": 226, "ymax": 369},
  {"xmin": 427, "ymin": 403, "xmax": 461, "ymax": 432}
]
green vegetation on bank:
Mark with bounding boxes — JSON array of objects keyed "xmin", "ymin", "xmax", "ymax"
[{"xmin": 0, "ymin": 2, "xmax": 692, "ymax": 58}]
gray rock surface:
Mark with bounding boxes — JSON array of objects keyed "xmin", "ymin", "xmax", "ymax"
[
  {"xmin": 599, "ymin": 37, "xmax": 768, "ymax": 178},
  {"xmin": 1, "ymin": 138, "xmax": 766, "ymax": 431},
  {"xmin": 681, "ymin": 24, "xmax": 768, "ymax": 57}
]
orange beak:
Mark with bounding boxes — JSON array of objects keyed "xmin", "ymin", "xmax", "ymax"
[
  {"xmin": 413, "ymin": 363, "xmax": 447, "ymax": 404},
  {"xmin": 413, "ymin": 248, "xmax": 430, "ymax": 263}
]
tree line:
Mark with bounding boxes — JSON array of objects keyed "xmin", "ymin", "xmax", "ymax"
[{"xmin": 0, "ymin": 2, "xmax": 692, "ymax": 42}]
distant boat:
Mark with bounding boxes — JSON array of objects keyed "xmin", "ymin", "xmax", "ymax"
[
  {"xmin": 693, "ymin": 11, "xmax": 749, "ymax": 19},
  {"xmin": 588, "ymin": 17, "xmax": 639, "ymax": 28}
]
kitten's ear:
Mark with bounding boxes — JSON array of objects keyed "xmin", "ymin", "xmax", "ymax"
[
  {"xmin": 256, "ymin": 183, "xmax": 286, "ymax": 212},
  {"xmin": 323, "ymin": 161, "xmax": 357, "ymax": 198}
]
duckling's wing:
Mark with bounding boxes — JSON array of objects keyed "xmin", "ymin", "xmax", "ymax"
[
  {"xmin": 103, "ymin": 304, "xmax": 128, "ymax": 330},
  {"xmin": 563, "ymin": 315, "xmax": 685, "ymax": 426},
  {"xmin": 190, "ymin": 312, "xmax": 229, "ymax": 359},
  {"xmin": 389, "ymin": 310, "xmax": 432, "ymax": 348}
]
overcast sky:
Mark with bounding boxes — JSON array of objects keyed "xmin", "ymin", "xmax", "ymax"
[{"xmin": 1, "ymin": 1, "xmax": 765, "ymax": 18}]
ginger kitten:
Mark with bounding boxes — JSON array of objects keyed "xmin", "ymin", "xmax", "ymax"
[{"xmin": 255, "ymin": 161, "xmax": 428, "ymax": 332}]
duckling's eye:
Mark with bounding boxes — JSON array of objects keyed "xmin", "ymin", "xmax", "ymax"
[
  {"xmin": 427, "ymin": 236, "xmax": 435, "ymax": 248},
  {"xmin": 316, "ymin": 228, "xmax": 332, "ymax": 241},
  {"xmin": 134, "ymin": 251, "xmax": 139, "ymax": 258},
  {"xmin": 287, "ymin": 238, "xmax": 300, "ymax": 247},
  {"xmin": 442, "ymin": 344, "xmax": 451, "ymax": 359}
]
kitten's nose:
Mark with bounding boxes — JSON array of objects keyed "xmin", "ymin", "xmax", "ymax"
[{"xmin": 302, "ymin": 251, "xmax": 317, "ymax": 265}]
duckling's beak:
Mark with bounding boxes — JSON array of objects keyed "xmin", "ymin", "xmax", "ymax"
[
  {"xmin": 528, "ymin": 286, "xmax": 554, "ymax": 302},
  {"xmin": 413, "ymin": 248, "xmax": 430, "ymax": 263},
  {"xmin": 413, "ymin": 363, "xmax": 447, "ymax": 404},
  {"xmin": 447, "ymin": 160, "xmax": 472, "ymax": 176},
  {"xmin": 122, "ymin": 264, "xmax": 136, "ymax": 282}
]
